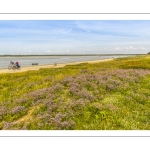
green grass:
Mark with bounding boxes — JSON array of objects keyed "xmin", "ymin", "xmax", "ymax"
[{"xmin": 0, "ymin": 55, "xmax": 150, "ymax": 130}]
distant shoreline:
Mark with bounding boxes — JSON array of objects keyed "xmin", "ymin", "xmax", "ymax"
[
  {"xmin": 0, "ymin": 54, "xmax": 142, "ymax": 57},
  {"xmin": 0, "ymin": 58, "xmax": 114, "ymax": 74}
]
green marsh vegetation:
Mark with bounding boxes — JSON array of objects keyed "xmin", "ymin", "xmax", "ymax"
[{"xmin": 0, "ymin": 55, "xmax": 150, "ymax": 130}]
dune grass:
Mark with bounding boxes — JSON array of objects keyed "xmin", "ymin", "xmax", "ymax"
[{"xmin": 0, "ymin": 55, "xmax": 150, "ymax": 130}]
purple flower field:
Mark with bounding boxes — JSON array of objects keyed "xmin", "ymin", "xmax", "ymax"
[{"xmin": 1, "ymin": 66, "xmax": 150, "ymax": 130}]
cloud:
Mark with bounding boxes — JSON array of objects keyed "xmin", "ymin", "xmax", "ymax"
[
  {"xmin": 46, "ymin": 50, "xmax": 51, "ymax": 53},
  {"xmin": 86, "ymin": 30, "xmax": 91, "ymax": 33},
  {"xmin": 125, "ymin": 46, "xmax": 137, "ymax": 50},
  {"xmin": 109, "ymin": 46, "xmax": 121, "ymax": 52},
  {"xmin": 61, "ymin": 28, "xmax": 72, "ymax": 34},
  {"xmin": 66, "ymin": 50, "xmax": 69, "ymax": 53},
  {"xmin": 1, "ymin": 20, "xmax": 150, "ymax": 55},
  {"xmin": 140, "ymin": 47, "xmax": 146, "ymax": 50},
  {"xmin": 114, "ymin": 47, "xmax": 121, "ymax": 50}
]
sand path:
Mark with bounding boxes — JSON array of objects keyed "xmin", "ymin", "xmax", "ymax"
[{"xmin": 0, "ymin": 58, "xmax": 113, "ymax": 74}]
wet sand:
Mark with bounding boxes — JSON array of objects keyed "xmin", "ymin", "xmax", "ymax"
[{"xmin": 0, "ymin": 58, "xmax": 113, "ymax": 74}]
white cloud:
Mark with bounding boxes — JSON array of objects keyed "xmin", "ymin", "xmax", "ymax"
[
  {"xmin": 114, "ymin": 47, "xmax": 120, "ymax": 50},
  {"xmin": 110, "ymin": 46, "xmax": 121, "ymax": 52},
  {"xmin": 140, "ymin": 47, "xmax": 146, "ymax": 50},
  {"xmin": 125, "ymin": 46, "xmax": 137, "ymax": 50},
  {"xmin": 61, "ymin": 28, "xmax": 72, "ymax": 34},
  {"xmin": 46, "ymin": 50, "xmax": 51, "ymax": 53}
]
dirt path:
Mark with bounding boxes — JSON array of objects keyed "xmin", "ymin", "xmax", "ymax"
[
  {"xmin": 0, "ymin": 58, "xmax": 113, "ymax": 74},
  {"xmin": 2, "ymin": 105, "xmax": 41, "ymax": 130}
]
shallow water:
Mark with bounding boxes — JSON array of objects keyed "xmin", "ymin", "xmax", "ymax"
[{"xmin": 0, "ymin": 55, "xmax": 128, "ymax": 69}]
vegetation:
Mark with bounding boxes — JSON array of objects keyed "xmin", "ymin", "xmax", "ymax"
[
  {"xmin": 0, "ymin": 54, "xmax": 137, "ymax": 57},
  {"xmin": 0, "ymin": 55, "xmax": 150, "ymax": 130}
]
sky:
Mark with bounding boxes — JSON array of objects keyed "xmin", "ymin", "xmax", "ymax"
[{"xmin": 0, "ymin": 20, "xmax": 150, "ymax": 55}]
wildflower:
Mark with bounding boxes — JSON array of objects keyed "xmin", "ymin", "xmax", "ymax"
[{"xmin": 11, "ymin": 106, "xmax": 26, "ymax": 115}]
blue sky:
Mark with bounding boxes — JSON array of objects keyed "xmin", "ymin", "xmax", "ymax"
[{"xmin": 0, "ymin": 20, "xmax": 150, "ymax": 54}]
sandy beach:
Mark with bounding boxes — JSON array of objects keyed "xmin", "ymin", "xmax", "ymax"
[{"xmin": 0, "ymin": 58, "xmax": 113, "ymax": 74}]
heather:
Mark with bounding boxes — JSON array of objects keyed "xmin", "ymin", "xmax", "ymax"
[{"xmin": 0, "ymin": 55, "xmax": 150, "ymax": 129}]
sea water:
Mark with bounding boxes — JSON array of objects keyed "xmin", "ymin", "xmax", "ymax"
[{"xmin": 0, "ymin": 55, "xmax": 129, "ymax": 69}]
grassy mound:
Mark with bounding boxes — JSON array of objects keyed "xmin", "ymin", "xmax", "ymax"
[{"xmin": 0, "ymin": 55, "xmax": 150, "ymax": 129}]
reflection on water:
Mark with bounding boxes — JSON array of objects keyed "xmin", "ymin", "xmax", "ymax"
[{"xmin": 0, "ymin": 55, "xmax": 128, "ymax": 69}]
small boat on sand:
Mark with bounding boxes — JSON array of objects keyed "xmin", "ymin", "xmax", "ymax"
[{"xmin": 32, "ymin": 63, "xmax": 38, "ymax": 65}]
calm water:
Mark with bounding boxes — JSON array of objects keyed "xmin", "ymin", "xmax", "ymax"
[{"xmin": 0, "ymin": 55, "xmax": 128, "ymax": 69}]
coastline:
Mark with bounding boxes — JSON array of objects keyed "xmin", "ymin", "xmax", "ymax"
[{"xmin": 0, "ymin": 58, "xmax": 113, "ymax": 74}]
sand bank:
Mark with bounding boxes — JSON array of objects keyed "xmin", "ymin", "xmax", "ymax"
[{"xmin": 0, "ymin": 58, "xmax": 113, "ymax": 74}]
